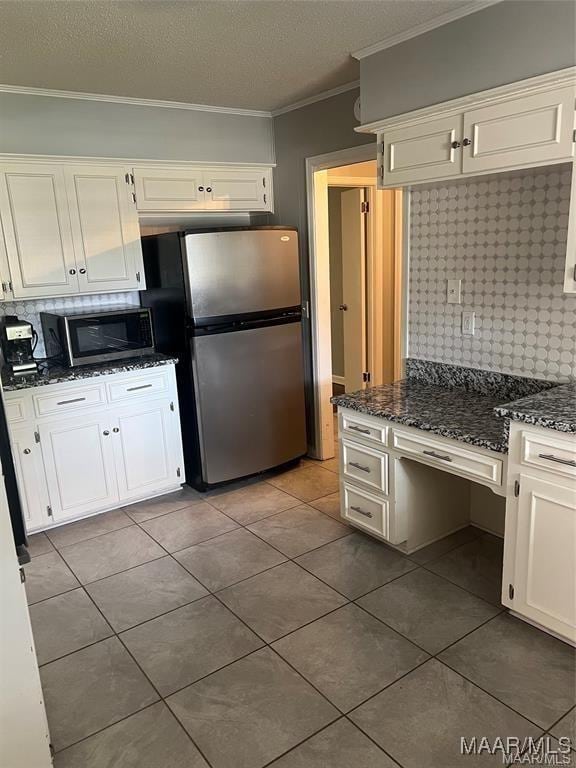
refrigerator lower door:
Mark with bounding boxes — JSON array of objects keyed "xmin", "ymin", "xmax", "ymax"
[{"xmin": 192, "ymin": 321, "xmax": 306, "ymax": 484}]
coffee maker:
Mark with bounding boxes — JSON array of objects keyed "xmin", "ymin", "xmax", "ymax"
[{"xmin": 0, "ymin": 316, "xmax": 38, "ymax": 374}]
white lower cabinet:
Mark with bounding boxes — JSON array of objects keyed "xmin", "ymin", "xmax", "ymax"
[
  {"xmin": 505, "ymin": 474, "xmax": 576, "ymax": 643},
  {"xmin": 40, "ymin": 414, "xmax": 119, "ymax": 523},
  {"xmin": 112, "ymin": 398, "xmax": 182, "ymax": 503},
  {"xmin": 4, "ymin": 364, "xmax": 184, "ymax": 532}
]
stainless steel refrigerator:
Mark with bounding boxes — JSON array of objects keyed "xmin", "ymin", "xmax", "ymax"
[{"xmin": 141, "ymin": 227, "xmax": 307, "ymax": 489}]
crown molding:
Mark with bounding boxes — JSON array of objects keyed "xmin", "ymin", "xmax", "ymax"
[
  {"xmin": 0, "ymin": 152, "xmax": 276, "ymax": 168},
  {"xmin": 0, "ymin": 83, "xmax": 273, "ymax": 118},
  {"xmin": 355, "ymin": 66, "xmax": 576, "ymax": 134},
  {"xmin": 271, "ymin": 81, "xmax": 360, "ymax": 117},
  {"xmin": 352, "ymin": 0, "xmax": 502, "ymax": 60}
]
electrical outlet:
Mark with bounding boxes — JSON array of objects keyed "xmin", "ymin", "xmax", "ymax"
[
  {"xmin": 447, "ymin": 279, "xmax": 462, "ymax": 304},
  {"xmin": 462, "ymin": 311, "xmax": 475, "ymax": 336}
]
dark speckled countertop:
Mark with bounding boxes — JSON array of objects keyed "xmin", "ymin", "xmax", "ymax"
[
  {"xmin": 1, "ymin": 353, "xmax": 178, "ymax": 391},
  {"xmin": 332, "ymin": 360, "xmax": 570, "ymax": 454},
  {"xmin": 495, "ymin": 383, "xmax": 576, "ymax": 434}
]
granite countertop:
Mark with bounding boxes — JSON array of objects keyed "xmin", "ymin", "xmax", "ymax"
[
  {"xmin": 332, "ymin": 360, "xmax": 569, "ymax": 453},
  {"xmin": 333, "ymin": 379, "xmax": 511, "ymax": 453},
  {"xmin": 1, "ymin": 353, "xmax": 178, "ymax": 392},
  {"xmin": 495, "ymin": 383, "xmax": 576, "ymax": 434}
]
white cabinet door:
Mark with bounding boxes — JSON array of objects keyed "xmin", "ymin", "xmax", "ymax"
[
  {"xmin": 65, "ymin": 165, "xmax": 144, "ymax": 293},
  {"xmin": 510, "ymin": 474, "xmax": 576, "ymax": 642},
  {"xmin": 0, "ymin": 164, "xmax": 79, "ymax": 298},
  {"xmin": 202, "ymin": 168, "xmax": 271, "ymax": 211},
  {"xmin": 381, "ymin": 116, "xmax": 463, "ymax": 187},
  {"xmin": 0, "ymin": 214, "xmax": 11, "ymax": 300},
  {"xmin": 462, "ymin": 86, "xmax": 576, "ymax": 175},
  {"xmin": 111, "ymin": 398, "xmax": 182, "ymax": 502},
  {"xmin": 9, "ymin": 427, "xmax": 52, "ymax": 533},
  {"xmin": 133, "ymin": 166, "xmax": 206, "ymax": 211},
  {"xmin": 39, "ymin": 415, "xmax": 118, "ymax": 523}
]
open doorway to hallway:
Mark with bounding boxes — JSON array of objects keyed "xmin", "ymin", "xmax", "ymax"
[{"xmin": 307, "ymin": 148, "xmax": 405, "ymax": 460}]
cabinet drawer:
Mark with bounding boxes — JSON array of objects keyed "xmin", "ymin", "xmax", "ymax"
[
  {"xmin": 342, "ymin": 439, "xmax": 388, "ymax": 493},
  {"xmin": 107, "ymin": 372, "xmax": 170, "ymax": 403},
  {"xmin": 341, "ymin": 411, "xmax": 388, "ymax": 446},
  {"xmin": 520, "ymin": 430, "xmax": 576, "ymax": 480},
  {"xmin": 33, "ymin": 383, "xmax": 106, "ymax": 418},
  {"xmin": 392, "ymin": 428, "xmax": 503, "ymax": 486},
  {"xmin": 343, "ymin": 483, "xmax": 389, "ymax": 538}
]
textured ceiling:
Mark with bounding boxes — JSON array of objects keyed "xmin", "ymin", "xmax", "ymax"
[{"xmin": 0, "ymin": 0, "xmax": 481, "ymax": 111}]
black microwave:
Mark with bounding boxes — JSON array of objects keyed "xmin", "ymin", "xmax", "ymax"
[{"xmin": 40, "ymin": 306, "xmax": 155, "ymax": 367}]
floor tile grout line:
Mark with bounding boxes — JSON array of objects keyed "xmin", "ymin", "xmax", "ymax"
[
  {"xmin": 341, "ymin": 714, "xmax": 405, "ymax": 768},
  {"xmin": 418, "ymin": 559, "xmax": 504, "ymax": 608},
  {"xmin": 45, "ymin": 518, "xmax": 135, "ymax": 552}
]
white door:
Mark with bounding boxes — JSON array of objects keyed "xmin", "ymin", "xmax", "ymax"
[
  {"xmin": 340, "ymin": 188, "xmax": 367, "ymax": 393},
  {"xmin": 0, "ymin": 164, "xmax": 79, "ymax": 298},
  {"xmin": 39, "ymin": 415, "xmax": 118, "ymax": 523},
  {"xmin": 65, "ymin": 165, "xmax": 144, "ymax": 293},
  {"xmin": 111, "ymin": 399, "xmax": 181, "ymax": 502},
  {"xmin": 511, "ymin": 474, "xmax": 576, "ymax": 642},
  {"xmin": 462, "ymin": 87, "xmax": 576, "ymax": 175},
  {"xmin": 0, "ymin": 458, "xmax": 52, "ymax": 768},
  {"xmin": 9, "ymin": 427, "xmax": 51, "ymax": 533},
  {"xmin": 381, "ymin": 115, "xmax": 463, "ymax": 187},
  {"xmin": 202, "ymin": 168, "xmax": 270, "ymax": 211},
  {"xmin": 132, "ymin": 166, "xmax": 206, "ymax": 211}
]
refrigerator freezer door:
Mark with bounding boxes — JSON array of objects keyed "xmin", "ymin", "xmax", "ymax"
[
  {"xmin": 184, "ymin": 229, "xmax": 300, "ymax": 319},
  {"xmin": 192, "ymin": 321, "xmax": 306, "ymax": 484}
]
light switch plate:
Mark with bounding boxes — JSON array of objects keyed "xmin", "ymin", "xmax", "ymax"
[
  {"xmin": 447, "ymin": 279, "xmax": 462, "ymax": 304},
  {"xmin": 462, "ymin": 310, "xmax": 475, "ymax": 336}
]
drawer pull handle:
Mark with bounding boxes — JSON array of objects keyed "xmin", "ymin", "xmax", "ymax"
[
  {"xmin": 349, "ymin": 425, "xmax": 370, "ymax": 435},
  {"xmin": 349, "ymin": 461, "xmax": 371, "ymax": 473},
  {"xmin": 423, "ymin": 450, "xmax": 452, "ymax": 462},
  {"xmin": 126, "ymin": 384, "xmax": 153, "ymax": 392},
  {"xmin": 538, "ymin": 453, "xmax": 576, "ymax": 468},
  {"xmin": 56, "ymin": 397, "xmax": 86, "ymax": 405},
  {"xmin": 350, "ymin": 505, "xmax": 373, "ymax": 519}
]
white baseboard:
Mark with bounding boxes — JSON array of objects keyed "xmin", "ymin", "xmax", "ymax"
[{"xmin": 332, "ymin": 375, "xmax": 345, "ymax": 386}]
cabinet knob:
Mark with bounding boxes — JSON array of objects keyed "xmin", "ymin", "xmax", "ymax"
[
  {"xmin": 462, "ymin": 138, "xmax": 471, "ymax": 146},
  {"xmin": 113, "ymin": 427, "xmax": 120, "ymax": 433},
  {"xmin": 23, "ymin": 448, "xmax": 31, "ymax": 455},
  {"xmin": 79, "ymin": 268, "xmax": 86, "ymax": 274},
  {"xmin": 69, "ymin": 268, "xmax": 77, "ymax": 275},
  {"xmin": 339, "ymin": 304, "xmax": 348, "ymax": 311},
  {"xmin": 103, "ymin": 430, "xmax": 110, "ymax": 436},
  {"xmin": 206, "ymin": 187, "xmax": 212, "ymax": 193},
  {"xmin": 198, "ymin": 186, "xmax": 205, "ymax": 192},
  {"xmin": 451, "ymin": 141, "xmax": 461, "ymax": 149}
]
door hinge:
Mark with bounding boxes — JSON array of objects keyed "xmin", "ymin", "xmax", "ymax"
[
  {"xmin": 362, "ymin": 371, "xmax": 371, "ymax": 383},
  {"xmin": 136, "ymin": 271, "xmax": 141, "ymax": 283},
  {"xmin": 262, "ymin": 176, "xmax": 266, "ymax": 187},
  {"xmin": 573, "ymin": 263, "xmax": 576, "ymax": 282},
  {"xmin": 46, "ymin": 505, "xmax": 53, "ymax": 518},
  {"xmin": 130, "ymin": 172, "xmax": 135, "ymax": 185},
  {"xmin": 8, "ymin": 280, "xmax": 12, "ymax": 292},
  {"xmin": 170, "ymin": 401, "xmax": 175, "ymax": 412},
  {"xmin": 125, "ymin": 172, "xmax": 130, "ymax": 184},
  {"xmin": 263, "ymin": 193, "xmax": 267, "ymax": 205},
  {"xmin": 132, "ymin": 191, "xmax": 137, "ymax": 205},
  {"xmin": 508, "ymin": 583, "xmax": 514, "ymax": 600},
  {"xmin": 573, "ymin": 128, "xmax": 576, "ymax": 143},
  {"xmin": 176, "ymin": 467, "xmax": 181, "ymax": 478},
  {"xmin": 34, "ymin": 430, "xmax": 40, "ymax": 444},
  {"xmin": 514, "ymin": 479, "xmax": 520, "ymax": 497},
  {"xmin": 20, "ymin": 568, "xmax": 26, "ymax": 583},
  {"xmin": 361, "ymin": 201, "xmax": 369, "ymax": 214},
  {"xmin": 378, "ymin": 140, "xmax": 384, "ymax": 154}
]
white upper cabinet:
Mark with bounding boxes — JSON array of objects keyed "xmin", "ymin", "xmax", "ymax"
[
  {"xmin": 0, "ymin": 164, "xmax": 79, "ymax": 298},
  {"xmin": 382, "ymin": 116, "xmax": 463, "ymax": 186},
  {"xmin": 65, "ymin": 165, "xmax": 144, "ymax": 292},
  {"xmin": 202, "ymin": 168, "xmax": 271, "ymax": 211},
  {"xmin": 462, "ymin": 87, "xmax": 576, "ymax": 175},
  {"xmin": 133, "ymin": 166, "xmax": 206, "ymax": 211},
  {"xmin": 133, "ymin": 165, "xmax": 273, "ymax": 212}
]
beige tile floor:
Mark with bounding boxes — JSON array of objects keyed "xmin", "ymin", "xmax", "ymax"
[{"xmin": 24, "ymin": 452, "xmax": 576, "ymax": 768}]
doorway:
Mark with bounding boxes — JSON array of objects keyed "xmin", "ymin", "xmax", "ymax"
[{"xmin": 306, "ymin": 146, "xmax": 405, "ymax": 460}]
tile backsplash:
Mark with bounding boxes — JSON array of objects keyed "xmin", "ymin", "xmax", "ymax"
[
  {"xmin": 0, "ymin": 292, "xmax": 140, "ymax": 357},
  {"xmin": 408, "ymin": 164, "xmax": 575, "ymax": 381}
]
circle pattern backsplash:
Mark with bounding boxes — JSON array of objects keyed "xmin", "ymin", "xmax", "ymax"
[{"xmin": 409, "ymin": 164, "xmax": 575, "ymax": 380}]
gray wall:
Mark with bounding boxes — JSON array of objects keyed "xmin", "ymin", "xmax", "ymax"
[
  {"xmin": 272, "ymin": 87, "xmax": 374, "ymax": 451},
  {"xmin": 328, "ymin": 187, "xmax": 346, "ymax": 377},
  {"xmin": 360, "ymin": 1, "xmax": 576, "ymax": 123},
  {"xmin": 0, "ymin": 92, "xmax": 275, "ymax": 163}
]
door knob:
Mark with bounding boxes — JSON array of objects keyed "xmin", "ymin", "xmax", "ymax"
[
  {"xmin": 103, "ymin": 430, "xmax": 110, "ymax": 436},
  {"xmin": 339, "ymin": 304, "xmax": 348, "ymax": 311},
  {"xmin": 462, "ymin": 138, "xmax": 472, "ymax": 146},
  {"xmin": 69, "ymin": 268, "xmax": 76, "ymax": 275},
  {"xmin": 198, "ymin": 186, "xmax": 205, "ymax": 192},
  {"xmin": 206, "ymin": 187, "xmax": 212, "ymax": 193},
  {"xmin": 451, "ymin": 140, "xmax": 461, "ymax": 149},
  {"xmin": 113, "ymin": 427, "xmax": 119, "ymax": 433},
  {"xmin": 23, "ymin": 448, "xmax": 31, "ymax": 455},
  {"xmin": 79, "ymin": 268, "xmax": 86, "ymax": 274}
]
